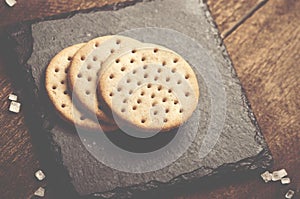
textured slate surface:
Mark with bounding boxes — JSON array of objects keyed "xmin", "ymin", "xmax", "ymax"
[{"xmin": 8, "ymin": 0, "xmax": 272, "ymax": 198}]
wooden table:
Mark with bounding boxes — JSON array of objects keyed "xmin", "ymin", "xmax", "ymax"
[{"xmin": 0, "ymin": 0, "xmax": 299, "ymax": 198}]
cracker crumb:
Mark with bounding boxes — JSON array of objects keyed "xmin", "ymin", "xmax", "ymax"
[
  {"xmin": 285, "ymin": 189, "xmax": 295, "ymax": 199},
  {"xmin": 5, "ymin": 0, "xmax": 17, "ymax": 7},
  {"xmin": 281, "ymin": 177, "xmax": 291, "ymax": 185},
  {"xmin": 8, "ymin": 93, "xmax": 18, "ymax": 101},
  {"xmin": 34, "ymin": 187, "xmax": 45, "ymax": 197},
  {"xmin": 35, "ymin": 170, "xmax": 46, "ymax": 181},
  {"xmin": 9, "ymin": 101, "xmax": 21, "ymax": 113}
]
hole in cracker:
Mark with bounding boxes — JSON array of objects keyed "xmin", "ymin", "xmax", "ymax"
[
  {"xmin": 121, "ymin": 67, "xmax": 126, "ymax": 72},
  {"xmin": 140, "ymin": 91, "xmax": 145, "ymax": 96},
  {"xmin": 162, "ymin": 98, "xmax": 167, "ymax": 102},
  {"xmin": 132, "ymin": 106, "xmax": 137, "ymax": 110},
  {"xmin": 157, "ymin": 85, "xmax": 162, "ymax": 91},
  {"xmin": 121, "ymin": 108, "xmax": 126, "ymax": 113},
  {"xmin": 61, "ymin": 104, "xmax": 66, "ymax": 108},
  {"xmin": 154, "ymin": 48, "xmax": 158, "ymax": 53},
  {"xmin": 93, "ymin": 56, "xmax": 97, "ymax": 61},
  {"xmin": 141, "ymin": 119, "xmax": 146, "ymax": 124},
  {"xmin": 173, "ymin": 58, "xmax": 179, "ymax": 63},
  {"xmin": 166, "ymin": 77, "xmax": 170, "ymax": 82},
  {"xmin": 67, "ymin": 56, "xmax": 72, "ymax": 61},
  {"xmin": 117, "ymin": 87, "xmax": 122, "ymax": 92},
  {"xmin": 185, "ymin": 92, "xmax": 190, "ymax": 97},
  {"xmin": 111, "ymin": 49, "xmax": 115, "ymax": 53},
  {"xmin": 87, "ymin": 65, "xmax": 92, "ymax": 70},
  {"xmin": 144, "ymin": 74, "xmax": 148, "ymax": 78},
  {"xmin": 81, "ymin": 56, "xmax": 86, "ymax": 61},
  {"xmin": 137, "ymin": 99, "xmax": 142, "ymax": 104},
  {"xmin": 77, "ymin": 73, "xmax": 82, "ymax": 78},
  {"xmin": 137, "ymin": 81, "xmax": 141, "ymax": 86},
  {"xmin": 154, "ymin": 76, "xmax": 158, "ymax": 81},
  {"xmin": 116, "ymin": 39, "xmax": 121, "ymax": 45},
  {"xmin": 151, "ymin": 94, "xmax": 155, "ymax": 98},
  {"xmin": 85, "ymin": 90, "xmax": 91, "ymax": 95},
  {"xmin": 109, "ymin": 74, "xmax": 114, "ymax": 79},
  {"xmin": 109, "ymin": 92, "xmax": 114, "ymax": 97},
  {"xmin": 157, "ymin": 68, "xmax": 162, "ymax": 73},
  {"xmin": 162, "ymin": 61, "xmax": 167, "ymax": 66},
  {"xmin": 165, "ymin": 109, "xmax": 170, "ymax": 113},
  {"xmin": 60, "ymin": 80, "xmax": 65, "ymax": 84},
  {"xmin": 179, "ymin": 109, "xmax": 184, "ymax": 113},
  {"xmin": 65, "ymin": 68, "xmax": 68, "ymax": 74},
  {"xmin": 87, "ymin": 77, "xmax": 92, "ymax": 82},
  {"xmin": 147, "ymin": 83, "xmax": 152, "ymax": 88},
  {"xmin": 126, "ymin": 79, "xmax": 131, "ymax": 83},
  {"xmin": 152, "ymin": 102, "xmax": 157, "ymax": 107},
  {"xmin": 168, "ymin": 89, "xmax": 172, "ymax": 93},
  {"xmin": 172, "ymin": 68, "xmax": 176, "ymax": 73},
  {"xmin": 177, "ymin": 80, "xmax": 182, "ymax": 84},
  {"xmin": 132, "ymin": 70, "xmax": 137, "ymax": 74},
  {"xmin": 63, "ymin": 90, "xmax": 68, "ymax": 95},
  {"xmin": 131, "ymin": 49, "xmax": 137, "ymax": 54},
  {"xmin": 95, "ymin": 42, "xmax": 100, "ymax": 47},
  {"xmin": 143, "ymin": 65, "xmax": 148, "ymax": 69},
  {"xmin": 123, "ymin": 99, "xmax": 128, "ymax": 103},
  {"xmin": 185, "ymin": 74, "xmax": 190, "ymax": 79},
  {"xmin": 129, "ymin": 90, "xmax": 133, "ymax": 95},
  {"xmin": 174, "ymin": 100, "xmax": 179, "ymax": 105},
  {"xmin": 52, "ymin": 85, "xmax": 57, "ymax": 90},
  {"xmin": 55, "ymin": 68, "xmax": 59, "ymax": 73},
  {"xmin": 116, "ymin": 59, "xmax": 120, "ymax": 63},
  {"xmin": 154, "ymin": 111, "xmax": 158, "ymax": 115},
  {"xmin": 141, "ymin": 57, "xmax": 146, "ymax": 62},
  {"xmin": 164, "ymin": 118, "xmax": 168, "ymax": 123},
  {"xmin": 130, "ymin": 59, "xmax": 135, "ymax": 63}
]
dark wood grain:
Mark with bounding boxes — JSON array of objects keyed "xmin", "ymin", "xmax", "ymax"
[
  {"xmin": 0, "ymin": 0, "xmax": 299, "ymax": 199},
  {"xmin": 0, "ymin": 0, "xmax": 130, "ymax": 27}
]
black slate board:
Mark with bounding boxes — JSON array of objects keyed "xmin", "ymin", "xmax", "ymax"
[{"xmin": 7, "ymin": 0, "xmax": 272, "ymax": 198}]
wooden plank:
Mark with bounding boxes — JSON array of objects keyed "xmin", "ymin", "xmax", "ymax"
[
  {"xmin": 0, "ymin": 53, "xmax": 44, "ymax": 198},
  {"xmin": 0, "ymin": 0, "xmax": 129, "ymax": 27}
]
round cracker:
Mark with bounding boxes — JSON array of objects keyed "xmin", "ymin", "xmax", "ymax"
[
  {"xmin": 45, "ymin": 43, "xmax": 118, "ymax": 132},
  {"xmin": 98, "ymin": 47, "xmax": 199, "ymax": 132},
  {"xmin": 68, "ymin": 35, "xmax": 142, "ymax": 124}
]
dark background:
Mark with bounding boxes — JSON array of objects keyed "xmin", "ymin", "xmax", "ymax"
[{"xmin": 0, "ymin": 0, "xmax": 299, "ymax": 198}]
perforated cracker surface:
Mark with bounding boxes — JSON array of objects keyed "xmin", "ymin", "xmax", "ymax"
[
  {"xmin": 68, "ymin": 36, "xmax": 142, "ymax": 124},
  {"xmin": 45, "ymin": 44, "xmax": 117, "ymax": 132},
  {"xmin": 98, "ymin": 47, "xmax": 199, "ymax": 132}
]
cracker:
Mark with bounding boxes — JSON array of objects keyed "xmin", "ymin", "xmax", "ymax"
[
  {"xmin": 98, "ymin": 47, "xmax": 199, "ymax": 132},
  {"xmin": 45, "ymin": 43, "xmax": 117, "ymax": 132},
  {"xmin": 68, "ymin": 36, "xmax": 142, "ymax": 124}
]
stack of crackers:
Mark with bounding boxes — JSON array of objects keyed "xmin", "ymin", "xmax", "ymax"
[{"xmin": 45, "ymin": 35, "xmax": 199, "ymax": 133}]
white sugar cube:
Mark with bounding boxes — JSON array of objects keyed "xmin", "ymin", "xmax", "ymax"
[
  {"xmin": 35, "ymin": 170, "xmax": 46, "ymax": 181},
  {"xmin": 5, "ymin": 0, "xmax": 17, "ymax": 7},
  {"xmin": 9, "ymin": 101, "xmax": 21, "ymax": 113},
  {"xmin": 272, "ymin": 169, "xmax": 288, "ymax": 181},
  {"xmin": 285, "ymin": 189, "xmax": 295, "ymax": 199},
  {"xmin": 34, "ymin": 187, "xmax": 45, "ymax": 197},
  {"xmin": 8, "ymin": 94, "xmax": 18, "ymax": 101},
  {"xmin": 281, "ymin": 177, "xmax": 291, "ymax": 185},
  {"xmin": 260, "ymin": 171, "xmax": 272, "ymax": 183}
]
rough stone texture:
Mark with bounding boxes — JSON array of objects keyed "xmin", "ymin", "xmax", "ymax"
[{"xmin": 7, "ymin": 0, "xmax": 272, "ymax": 198}]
